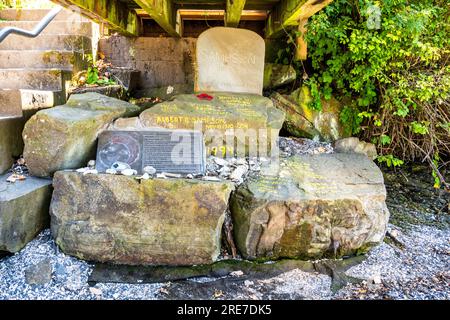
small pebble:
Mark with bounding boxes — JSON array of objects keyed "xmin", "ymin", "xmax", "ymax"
[
  {"xmin": 111, "ymin": 162, "xmax": 131, "ymax": 171},
  {"xmin": 121, "ymin": 169, "xmax": 137, "ymax": 176},
  {"xmin": 105, "ymin": 168, "xmax": 117, "ymax": 175},
  {"xmin": 83, "ymin": 169, "xmax": 98, "ymax": 175},
  {"xmin": 143, "ymin": 166, "xmax": 157, "ymax": 175},
  {"xmin": 163, "ymin": 172, "xmax": 182, "ymax": 178},
  {"xmin": 203, "ymin": 176, "xmax": 221, "ymax": 182}
]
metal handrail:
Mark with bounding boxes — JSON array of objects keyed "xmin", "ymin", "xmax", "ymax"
[{"xmin": 0, "ymin": 6, "xmax": 62, "ymax": 43}]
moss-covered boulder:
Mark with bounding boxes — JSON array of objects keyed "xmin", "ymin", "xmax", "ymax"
[
  {"xmin": 133, "ymin": 92, "xmax": 285, "ymax": 157},
  {"xmin": 50, "ymin": 172, "xmax": 234, "ymax": 266},
  {"xmin": 23, "ymin": 93, "xmax": 140, "ymax": 177},
  {"xmin": 230, "ymin": 153, "xmax": 389, "ymax": 260},
  {"xmin": 272, "ymin": 86, "xmax": 347, "ymax": 142},
  {"xmin": 0, "ymin": 174, "xmax": 52, "ymax": 253}
]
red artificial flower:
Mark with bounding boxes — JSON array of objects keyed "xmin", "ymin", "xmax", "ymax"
[{"xmin": 196, "ymin": 93, "xmax": 214, "ymax": 101}]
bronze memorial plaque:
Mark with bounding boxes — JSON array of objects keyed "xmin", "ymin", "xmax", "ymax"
[{"xmin": 95, "ymin": 130, "xmax": 206, "ymax": 174}]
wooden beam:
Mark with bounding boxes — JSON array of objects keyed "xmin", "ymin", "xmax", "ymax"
[
  {"xmin": 225, "ymin": 0, "xmax": 246, "ymax": 28},
  {"xmin": 134, "ymin": 0, "xmax": 180, "ymax": 37},
  {"xmin": 266, "ymin": 0, "xmax": 333, "ymax": 38},
  {"xmin": 50, "ymin": 0, "xmax": 139, "ymax": 37},
  {"xmin": 296, "ymin": 17, "xmax": 308, "ymax": 60}
]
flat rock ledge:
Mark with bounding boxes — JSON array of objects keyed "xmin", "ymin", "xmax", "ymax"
[
  {"xmin": 230, "ymin": 153, "xmax": 390, "ymax": 260},
  {"xmin": 22, "ymin": 93, "xmax": 140, "ymax": 177},
  {"xmin": 50, "ymin": 172, "xmax": 234, "ymax": 266},
  {"xmin": 0, "ymin": 174, "xmax": 52, "ymax": 253}
]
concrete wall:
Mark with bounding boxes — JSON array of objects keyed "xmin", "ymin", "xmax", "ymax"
[{"xmin": 99, "ymin": 36, "xmax": 196, "ymax": 95}]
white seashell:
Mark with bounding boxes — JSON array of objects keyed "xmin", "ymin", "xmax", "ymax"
[
  {"xmin": 213, "ymin": 157, "xmax": 229, "ymax": 166},
  {"xmin": 136, "ymin": 172, "xmax": 151, "ymax": 180},
  {"xmin": 6, "ymin": 175, "xmax": 17, "ymax": 183},
  {"xmin": 111, "ymin": 161, "xmax": 131, "ymax": 171},
  {"xmin": 162, "ymin": 172, "xmax": 182, "ymax": 178},
  {"xmin": 105, "ymin": 168, "xmax": 117, "ymax": 175},
  {"xmin": 121, "ymin": 169, "xmax": 137, "ymax": 176},
  {"xmin": 83, "ymin": 169, "xmax": 98, "ymax": 175},
  {"xmin": 203, "ymin": 176, "xmax": 221, "ymax": 182},
  {"xmin": 143, "ymin": 166, "xmax": 157, "ymax": 175},
  {"xmin": 230, "ymin": 165, "xmax": 248, "ymax": 182}
]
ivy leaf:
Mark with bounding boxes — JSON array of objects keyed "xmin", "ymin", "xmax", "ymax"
[
  {"xmin": 380, "ymin": 134, "xmax": 391, "ymax": 145},
  {"xmin": 410, "ymin": 121, "xmax": 429, "ymax": 135}
]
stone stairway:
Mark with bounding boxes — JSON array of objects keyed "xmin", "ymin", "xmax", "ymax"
[{"xmin": 0, "ymin": 7, "xmax": 97, "ymax": 173}]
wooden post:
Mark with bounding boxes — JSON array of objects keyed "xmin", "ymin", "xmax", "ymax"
[
  {"xmin": 225, "ymin": 0, "xmax": 246, "ymax": 28},
  {"xmin": 296, "ymin": 17, "xmax": 308, "ymax": 60}
]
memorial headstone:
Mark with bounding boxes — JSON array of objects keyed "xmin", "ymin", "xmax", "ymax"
[
  {"xmin": 95, "ymin": 129, "xmax": 206, "ymax": 175},
  {"xmin": 196, "ymin": 27, "xmax": 265, "ymax": 95}
]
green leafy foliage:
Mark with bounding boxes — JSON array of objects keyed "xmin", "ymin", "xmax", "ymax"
[
  {"xmin": 84, "ymin": 54, "xmax": 115, "ymax": 86},
  {"xmin": 302, "ymin": 0, "xmax": 449, "ymax": 188},
  {"xmin": 377, "ymin": 155, "xmax": 404, "ymax": 167}
]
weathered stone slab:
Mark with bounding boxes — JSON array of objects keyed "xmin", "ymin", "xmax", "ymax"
[
  {"xmin": 231, "ymin": 153, "xmax": 389, "ymax": 260},
  {"xmin": 109, "ymin": 67, "xmax": 140, "ymax": 91},
  {"xmin": 96, "ymin": 130, "xmax": 206, "ymax": 175},
  {"xmin": 67, "ymin": 85, "xmax": 127, "ymax": 101},
  {"xmin": 0, "ymin": 175, "xmax": 52, "ymax": 253},
  {"xmin": 263, "ymin": 63, "xmax": 297, "ymax": 90},
  {"xmin": 23, "ymin": 93, "xmax": 140, "ymax": 177},
  {"xmin": 134, "ymin": 92, "xmax": 285, "ymax": 157},
  {"xmin": 51, "ymin": 172, "xmax": 234, "ymax": 266},
  {"xmin": 0, "ymin": 117, "xmax": 25, "ymax": 174},
  {"xmin": 196, "ymin": 27, "xmax": 265, "ymax": 95},
  {"xmin": 0, "ymin": 90, "xmax": 22, "ymax": 118}
]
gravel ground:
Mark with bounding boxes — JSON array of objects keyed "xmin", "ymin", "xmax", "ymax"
[
  {"xmin": 1, "ymin": 221, "xmax": 447, "ymax": 300},
  {"xmin": 335, "ymin": 224, "xmax": 449, "ymax": 300},
  {"xmin": 0, "ymin": 230, "xmax": 164, "ymax": 300}
]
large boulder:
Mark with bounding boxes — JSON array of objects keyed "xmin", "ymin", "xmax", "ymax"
[
  {"xmin": 23, "ymin": 93, "xmax": 140, "ymax": 177},
  {"xmin": 0, "ymin": 175, "xmax": 52, "ymax": 253},
  {"xmin": 272, "ymin": 86, "xmax": 347, "ymax": 142},
  {"xmin": 50, "ymin": 172, "xmax": 234, "ymax": 266},
  {"xmin": 263, "ymin": 63, "xmax": 296, "ymax": 90},
  {"xmin": 123, "ymin": 92, "xmax": 285, "ymax": 157},
  {"xmin": 230, "ymin": 153, "xmax": 389, "ymax": 260}
]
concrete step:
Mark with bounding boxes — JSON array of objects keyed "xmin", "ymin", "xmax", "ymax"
[
  {"xmin": 0, "ymin": 34, "xmax": 92, "ymax": 51},
  {"xmin": 0, "ymin": 68, "xmax": 72, "ymax": 91},
  {"xmin": 0, "ymin": 50, "xmax": 88, "ymax": 72},
  {"xmin": 0, "ymin": 20, "xmax": 92, "ymax": 37},
  {"xmin": 0, "ymin": 89, "xmax": 65, "ymax": 117},
  {"xmin": 0, "ymin": 8, "xmax": 91, "ymax": 22}
]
